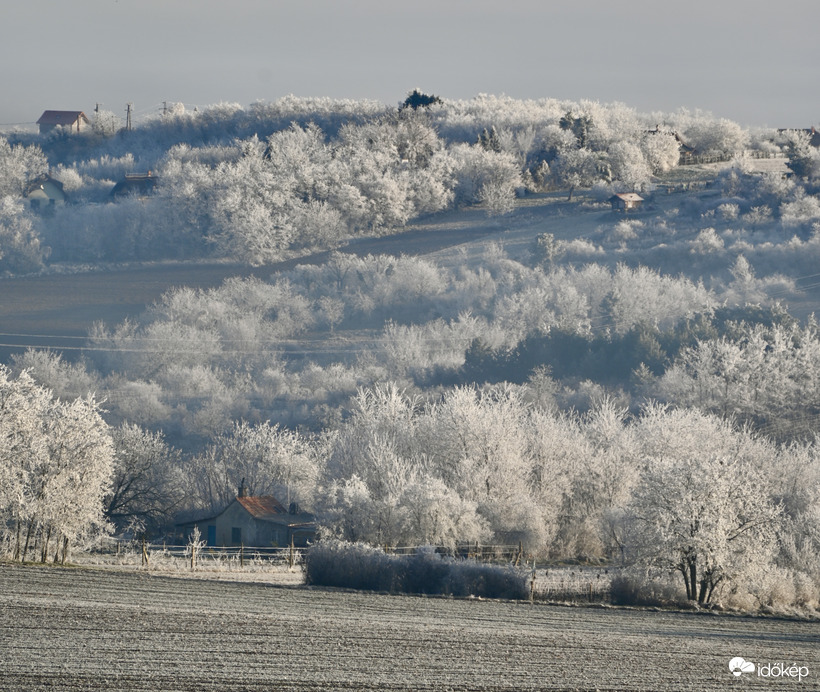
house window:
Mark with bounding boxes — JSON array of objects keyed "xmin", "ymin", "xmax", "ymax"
[{"xmin": 231, "ymin": 527, "xmax": 242, "ymax": 544}]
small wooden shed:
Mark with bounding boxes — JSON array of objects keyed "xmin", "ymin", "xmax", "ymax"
[
  {"xmin": 609, "ymin": 192, "xmax": 644, "ymax": 212},
  {"xmin": 111, "ymin": 172, "xmax": 158, "ymax": 199}
]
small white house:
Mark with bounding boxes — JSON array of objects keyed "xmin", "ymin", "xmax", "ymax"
[
  {"xmin": 36, "ymin": 110, "xmax": 90, "ymax": 134},
  {"xmin": 24, "ymin": 175, "xmax": 66, "ymax": 210}
]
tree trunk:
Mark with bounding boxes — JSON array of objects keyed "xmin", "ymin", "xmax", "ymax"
[
  {"xmin": 13, "ymin": 521, "xmax": 21, "ymax": 562},
  {"xmin": 41, "ymin": 526, "xmax": 51, "ymax": 563},
  {"xmin": 61, "ymin": 536, "xmax": 69, "ymax": 565},
  {"xmin": 690, "ymin": 561, "xmax": 697, "ymax": 601},
  {"xmin": 23, "ymin": 521, "xmax": 34, "ymax": 563}
]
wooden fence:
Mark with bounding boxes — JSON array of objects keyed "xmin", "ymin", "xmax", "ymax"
[{"xmin": 679, "ymin": 150, "xmax": 786, "ymax": 166}]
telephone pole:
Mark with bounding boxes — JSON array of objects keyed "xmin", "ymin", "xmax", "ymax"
[{"xmin": 125, "ymin": 103, "xmax": 133, "ymax": 132}]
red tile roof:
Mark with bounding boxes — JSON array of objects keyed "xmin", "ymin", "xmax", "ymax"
[{"xmin": 236, "ymin": 495, "xmax": 287, "ymax": 520}]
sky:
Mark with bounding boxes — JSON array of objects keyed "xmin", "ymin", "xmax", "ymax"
[{"xmin": 1, "ymin": 0, "xmax": 816, "ymax": 131}]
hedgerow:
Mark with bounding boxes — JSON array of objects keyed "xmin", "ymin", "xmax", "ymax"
[{"xmin": 304, "ymin": 541, "xmax": 528, "ymax": 600}]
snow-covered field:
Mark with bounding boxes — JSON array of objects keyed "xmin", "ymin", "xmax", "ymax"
[{"xmin": 2, "ymin": 564, "xmax": 818, "ymax": 691}]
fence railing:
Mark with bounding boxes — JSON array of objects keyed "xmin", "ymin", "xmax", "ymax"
[
  {"xmin": 92, "ymin": 538, "xmax": 616, "ymax": 603},
  {"xmin": 94, "ymin": 537, "xmax": 305, "ymax": 569},
  {"xmin": 679, "ymin": 150, "xmax": 786, "ymax": 166},
  {"xmin": 531, "ymin": 567, "xmax": 612, "ymax": 603}
]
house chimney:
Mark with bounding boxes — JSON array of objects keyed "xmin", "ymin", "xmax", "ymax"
[{"xmin": 238, "ymin": 478, "xmax": 247, "ymax": 497}]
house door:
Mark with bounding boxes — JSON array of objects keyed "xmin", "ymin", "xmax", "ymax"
[{"xmin": 207, "ymin": 525, "xmax": 216, "ymax": 547}]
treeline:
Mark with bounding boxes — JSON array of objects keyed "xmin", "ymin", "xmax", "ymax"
[
  {"xmin": 13, "ymin": 254, "xmax": 721, "ymax": 440},
  {"xmin": 3, "ymin": 363, "xmax": 817, "ymax": 610},
  {"xmin": 2, "ymin": 94, "xmax": 809, "ymax": 272},
  {"xmin": 8, "ymin": 245, "xmax": 803, "ymax": 443}
]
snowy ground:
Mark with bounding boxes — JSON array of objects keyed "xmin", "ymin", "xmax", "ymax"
[{"xmin": 2, "ymin": 563, "xmax": 818, "ymax": 691}]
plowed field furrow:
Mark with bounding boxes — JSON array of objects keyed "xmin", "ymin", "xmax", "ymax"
[{"xmin": 1, "ymin": 564, "xmax": 819, "ymax": 691}]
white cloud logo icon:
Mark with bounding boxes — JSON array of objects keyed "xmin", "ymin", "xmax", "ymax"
[{"xmin": 729, "ymin": 657, "xmax": 755, "ymax": 677}]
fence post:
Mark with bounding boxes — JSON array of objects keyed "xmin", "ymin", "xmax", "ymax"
[
  {"xmin": 530, "ymin": 561, "xmax": 537, "ymax": 604},
  {"xmin": 289, "ymin": 536, "xmax": 295, "ymax": 569}
]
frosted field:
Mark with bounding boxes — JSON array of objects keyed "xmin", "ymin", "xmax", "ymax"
[{"xmin": 2, "ymin": 564, "xmax": 819, "ymax": 691}]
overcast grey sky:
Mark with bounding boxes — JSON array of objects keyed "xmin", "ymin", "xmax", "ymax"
[{"xmin": 1, "ymin": 0, "xmax": 816, "ymax": 130}]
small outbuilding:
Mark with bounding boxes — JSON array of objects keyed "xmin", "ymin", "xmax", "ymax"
[
  {"xmin": 111, "ymin": 172, "xmax": 158, "ymax": 199},
  {"xmin": 36, "ymin": 110, "xmax": 90, "ymax": 135},
  {"xmin": 24, "ymin": 175, "xmax": 66, "ymax": 210},
  {"xmin": 609, "ymin": 192, "xmax": 644, "ymax": 212},
  {"xmin": 179, "ymin": 490, "xmax": 316, "ymax": 548}
]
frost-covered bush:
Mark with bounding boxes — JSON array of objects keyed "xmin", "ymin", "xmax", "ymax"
[
  {"xmin": 690, "ymin": 228, "xmax": 724, "ymax": 254},
  {"xmin": 0, "ymin": 196, "xmax": 47, "ymax": 273},
  {"xmin": 609, "ymin": 567, "xmax": 685, "ymax": 607},
  {"xmin": 304, "ymin": 540, "xmax": 397, "ymax": 592},
  {"xmin": 717, "ymin": 202, "xmax": 739, "ymax": 221},
  {"xmin": 304, "ymin": 541, "xmax": 528, "ymax": 599}
]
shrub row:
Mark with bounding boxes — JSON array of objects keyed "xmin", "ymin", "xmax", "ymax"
[{"xmin": 304, "ymin": 541, "xmax": 528, "ymax": 600}]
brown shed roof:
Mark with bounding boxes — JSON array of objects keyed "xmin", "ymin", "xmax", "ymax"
[{"xmin": 610, "ymin": 193, "xmax": 644, "ymax": 202}]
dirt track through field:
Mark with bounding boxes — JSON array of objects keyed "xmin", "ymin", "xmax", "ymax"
[{"xmin": 1, "ymin": 564, "xmax": 818, "ymax": 691}]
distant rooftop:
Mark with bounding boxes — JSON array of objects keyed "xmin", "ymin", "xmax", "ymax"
[{"xmin": 36, "ymin": 110, "xmax": 89, "ymax": 126}]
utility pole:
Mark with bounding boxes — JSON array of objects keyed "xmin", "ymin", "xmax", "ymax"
[
  {"xmin": 162, "ymin": 101, "xmax": 168, "ymax": 117},
  {"xmin": 125, "ymin": 103, "xmax": 133, "ymax": 132}
]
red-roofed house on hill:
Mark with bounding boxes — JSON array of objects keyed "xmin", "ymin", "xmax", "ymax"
[
  {"xmin": 36, "ymin": 110, "xmax": 90, "ymax": 134},
  {"xmin": 180, "ymin": 490, "xmax": 317, "ymax": 548}
]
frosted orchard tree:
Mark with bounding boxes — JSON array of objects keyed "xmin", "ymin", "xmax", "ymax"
[
  {"xmin": 628, "ymin": 404, "xmax": 781, "ymax": 605},
  {"xmin": 0, "ymin": 367, "xmax": 114, "ymax": 562},
  {"xmin": 37, "ymin": 395, "xmax": 114, "ymax": 562},
  {"xmin": 0, "ymin": 369, "xmax": 51, "ymax": 560}
]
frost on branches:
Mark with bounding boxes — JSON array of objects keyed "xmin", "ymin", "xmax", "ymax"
[{"xmin": 0, "ymin": 366, "xmax": 114, "ymax": 562}]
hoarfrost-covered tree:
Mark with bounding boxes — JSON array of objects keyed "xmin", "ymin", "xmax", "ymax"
[
  {"xmin": 38, "ymin": 395, "xmax": 115, "ymax": 561},
  {"xmin": 782, "ymin": 129, "xmax": 820, "ymax": 181},
  {"xmin": 106, "ymin": 423, "xmax": 183, "ymax": 533},
  {"xmin": 0, "ymin": 369, "xmax": 51, "ymax": 560},
  {"xmin": 188, "ymin": 420, "xmax": 319, "ymax": 514},
  {"xmin": 0, "ymin": 137, "xmax": 48, "ymax": 198},
  {"xmin": 0, "ymin": 367, "xmax": 114, "ymax": 562},
  {"xmin": 0, "ymin": 196, "xmax": 47, "ymax": 273},
  {"xmin": 641, "ymin": 130, "xmax": 681, "ymax": 174},
  {"xmin": 551, "ymin": 147, "xmax": 604, "ymax": 200},
  {"xmin": 628, "ymin": 405, "xmax": 781, "ymax": 604}
]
